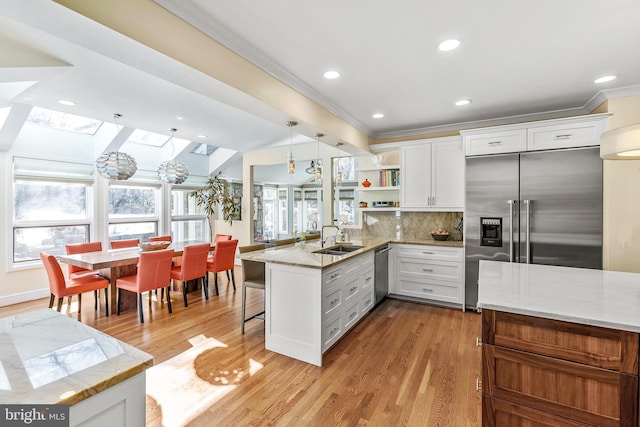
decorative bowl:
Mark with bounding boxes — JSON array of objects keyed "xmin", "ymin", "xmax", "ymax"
[
  {"xmin": 140, "ymin": 241, "xmax": 171, "ymax": 251},
  {"xmin": 431, "ymin": 233, "xmax": 450, "ymax": 241}
]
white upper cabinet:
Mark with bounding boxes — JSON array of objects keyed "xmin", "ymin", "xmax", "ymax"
[
  {"xmin": 400, "ymin": 136, "xmax": 464, "ymax": 211},
  {"xmin": 462, "ymin": 114, "xmax": 609, "ymax": 156}
]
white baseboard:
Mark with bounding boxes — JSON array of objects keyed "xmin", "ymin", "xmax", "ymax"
[{"xmin": 0, "ymin": 288, "xmax": 49, "ymax": 307}]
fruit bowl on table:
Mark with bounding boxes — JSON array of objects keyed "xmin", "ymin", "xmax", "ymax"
[
  {"xmin": 431, "ymin": 233, "xmax": 450, "ymax": 241},
  {"xmin": 140, "ymin": 241, "xmax": 171, "ymax": 251}
]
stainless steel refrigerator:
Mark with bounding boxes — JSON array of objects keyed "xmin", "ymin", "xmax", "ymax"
[{"xmin": 464, "ymin": 147, "xmax": 603, "ymax": 310}]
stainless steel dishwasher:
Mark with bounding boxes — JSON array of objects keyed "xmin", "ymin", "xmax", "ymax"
[{"xmin": 374, "ymin": 244, "xmax": 391, "ymax": 306}]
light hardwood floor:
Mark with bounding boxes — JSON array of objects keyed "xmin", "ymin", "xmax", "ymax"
[{"xmin": 0, "ymin": 273, "xmax": 482, "ymax": 426}]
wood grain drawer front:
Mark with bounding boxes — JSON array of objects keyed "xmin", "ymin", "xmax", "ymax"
[
  {"xmin": 397, "ymin": 258, "xmax": 461, "ymax": 283},
  {"xmin": 396, "ymin": 276, "xmax": 461, "ymax": 302},
  {"xmin": 322, "ymin": 286, "xmax": 342, "ymax": 317},
  {"xmin": 464, "ymin": 129, "xmax": 526, "ymax": 156},
  {"xmin": 483, "ymin": 396, "xmax": 594, "ymax": 427},
  {"xmin": 395, "ymin": 244, "xmax": 462, "ymax": 262},
  {"xmin": 483, "ymin": 344, "xmax": 638, "ymax": 427},
  {"xmin": 527, "ymin": 120, "xmax": 604, "ymax": 151},
  {"xmin": 482, "ymin": 310, "xmax": 639, "ymax": 374}
]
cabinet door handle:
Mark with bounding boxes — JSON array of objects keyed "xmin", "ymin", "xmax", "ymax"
[
  {"xmin": 330, "ymin": 273, "xmax": 340, "ymax": 280},
  {"xmin": 350, "ymin": 286, "xmax": 358, "ymax": 293},
  {"xmin": 553, "ymin": 134, "xmax": 572, "ymax": 140},
  {"xmin": 475, "ymin": 378, "xmax": 482, "ymax": 392},
  {"xmin": 475, "ymin": 337, "xmax": 482, "ymax": 347},
  {"xmin": 350, "ymin": 311, "xmax": 358, "ymax": 319},
  {"xmin": 487, "ymin": 141, "xmax": 502, "ymax": 146}
]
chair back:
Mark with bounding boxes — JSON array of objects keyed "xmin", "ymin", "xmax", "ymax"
[
  {"xmin": 65, "ymin": 242, "xmax": 102, "ymax": 276},
  {"xmin": 135, "ymin": 249, "xmax": 175, "ymax": 293},
  {"xmin": 209, "ymin": 239, "xmax": 239, "ymax": 273},
  {"xmin": 179, "ymin": 243, "xmax": 211, "ymax": 281},
  {"xmin": 214, "ymin": 234, "xmax": 232, "ymax": 243},
  {"xmin": 274, "ymin": 237, "xmax": 296, "ymax": 246},
  {"xmin": 40, "ymin": 252, "xmax": 67, "ymax": 297},
  {"xmin": 148, "ymin": 235, "xmax": 172, "ymax": 242},
  {"xmin": 239, "ymin": 244, "xmax": 265, "ymax": 283},
  {"xmin": 111, "ymin": 238, "xmax": 140, "ymax": 249}
]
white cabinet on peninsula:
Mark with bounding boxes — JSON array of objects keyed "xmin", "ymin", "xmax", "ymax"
[
  {"xmin": 265, "ymin": 251, "xmax": 375, "ymax": 366},
  {"xmin": 392, "ymin": 244, "xmax": 464, "ymax": 309},
  {"xmin": 400, "ymin": 136, "xmax": 464, "ymax": 211}
]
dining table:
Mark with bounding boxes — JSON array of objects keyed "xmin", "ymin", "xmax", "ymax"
[{"xmin": 58, "ymin": 240, "xmax": 214, "ymax": 315}]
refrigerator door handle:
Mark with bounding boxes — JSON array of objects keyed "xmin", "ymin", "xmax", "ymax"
[
  {"xmin": 507, "ymin": 200, "xmax": 515, "ymax": 262},
  {"xmin": 523, "ymin": 199, "xmax": 531, "ymax": 264}
]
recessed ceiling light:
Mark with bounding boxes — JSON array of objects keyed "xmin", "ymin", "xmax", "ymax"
[
  {"xmin": 197, "ymin": 134, "xmax": 207, "ymax": 139},
  {"xmin": 323, "ymin": 70, "xmax": 340, "ymax": 80},
  {"xmin": 455, "ymin": 99, "xmax": 472, "ymax": 106},
  {"xmin": 58, "ymin": 100, "xmax": 76, "ymax": 106},
  {"xmin": 594, "ymin": 75, "xmax": 617, "ymax": 84},
  {"xmin": 372, "ymin": 113, "xmax": 384, "ymax": 119},
  {"xmin": 437, "ymin": 39, "xmax": 461, "ymax": 52}
]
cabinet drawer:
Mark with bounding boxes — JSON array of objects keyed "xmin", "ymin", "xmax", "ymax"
[
  {"xmin": 361, "ymin": 270, "xmax": 374, "ymax": 290},
  {"xmin": 464, "ymin": 129, "xmax": 526, "ymax": 156},
  {"xmin": 482, "ymin": 310, "xmax": 639, "ymax": 374},
  {"xmin": 343, "ymin": 299, "xmax": 360, "ymax": 330},
  {"xmin": 360, "ymin": 289, "xmax": 374, "ymax": 315},
  {"xmin": 395, "ymin": 244, "xmax": 462, "ymax": 262},
  {"xmin": 396, "ymin": 276, "xmax": 462, "ymax": 302},
  {"xmin": 343, "ymin": 274, "xmax": 360, "ymax": 303},
  {"xmin": 322, "ymin": 315, "xmax": 343, "ymax": 352},
  {"xmin": 483, "ymin": 396, "xmax": 593, "ymax": 427},
  {"xmin": 322, "ymin": 286, "xmax": 342, "ymax": 317},
  {"xmin": 483, "ymin": 344, "xmax": 637, "ymax": 427},
  {"xmin": 397, "ymin": 258, "xmax": 462, "ymax": 283},
  {"xmin": 527, "ymin": 120, "xmax": 604, "ymax": 151}
]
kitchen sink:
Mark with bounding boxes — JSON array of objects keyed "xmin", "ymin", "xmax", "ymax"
[{"xmin": 312, "ymin": 245, "xmax": 363, "ymax": 256}]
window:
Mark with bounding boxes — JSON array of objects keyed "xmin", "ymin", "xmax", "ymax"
[
  {"xmin": 334, "ymin": 185, "xmax": 357, "ymax": 226},
  {"xmin": 303, "ymin": 189, "xmax": 322, "ymax": 231},
  {"xmin": 278, "ymin": 188, "xmax": 288, "ymax": 234},
  {"xmin": 108, "ymin": 184, "xmax": 159, "ymax": 243},
  {"xmin": 170, "ymin": 189, "xmax": 207, "ymax": 241},
  {"xmin": 293, "ymin": 189, "xmax": 303, "ymax": 233},
  {"xmin": 26, "ymin": 106, "xmax": 103, "ymax": 135},
  {"xmin": 12, "ymin": 156, "xmax": 94, "ymax": 264},
  {"xmin": 262, "ymin": 187, "xmax": 277, "ymax": 240}
]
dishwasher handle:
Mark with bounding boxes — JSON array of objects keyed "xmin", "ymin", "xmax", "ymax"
[{"xmin": 375, "ymin": 246, "xmax": 391, "ymax": 254}]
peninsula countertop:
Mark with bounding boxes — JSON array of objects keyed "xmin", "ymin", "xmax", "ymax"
[
  {"xmin": 0, "ymin": 309, "xmax": 153, "ymax": 405},
  {"xmin": 239, "ymin": 236, "xmax": 463, "ymax": 269},
  {"xmin": 477, "ymin": 260, "xmax": 640, "ymax": 333}
]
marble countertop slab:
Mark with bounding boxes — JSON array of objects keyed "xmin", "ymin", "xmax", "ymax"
[
  {"xmin": 0, "ymin": 309, "xmax": 153, "ymax": 405},
  {"xmin": 240, "ymin": 237, "xmax": 463, "ymax": 269},
  {"xmin": 477, "ymin": 260, "xmax": 640, "ymax": 333}
]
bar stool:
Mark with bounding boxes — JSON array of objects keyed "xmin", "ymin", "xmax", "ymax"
[{"xmin": 239, "ymin": 243, "xmax": 266, "ymax": 333}]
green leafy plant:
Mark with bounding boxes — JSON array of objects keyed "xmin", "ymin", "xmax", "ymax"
[{"xmin": 189, "ymin": 172, "xmax": 236, "ymax": 240}]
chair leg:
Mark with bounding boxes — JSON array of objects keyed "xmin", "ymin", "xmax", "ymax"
[
  {"xmin": 202, "ymin": 277, "xmax": 209, "ymax": 300},
  {"xmin": 56, "ymin": 297, "xmax": 63, "ymax": 312},
  {"xmin": 183, "ymin": 281, "xmax": 188, "ymax": 307},
  {"xmin": 138, "ymin": 294, "xmax": 144, "ymax": 323},
  {"xmin": 241, "ymin": 285, "xmax": 247, "ymax": 334},
  {"xmin": 149, "ymin": 291, "xmax": 153, "ymax": 307},
  {"xmin": 49, "ymin": 294, "xmax": 55, "ymax": 308},
  {"xmin": 214, "ymin": 273, "xmax": 219, "ymax": 296},
  {"xmin": 166, "ymin": 286, "xmax": 172, "ymax": 314},
  {"xmin": 94, "ymin": 289, "xmax": 98, "ymax": 310},
  {"xmin": 230, "ymin": 269, "xmax": 236, "ymax": 291},
  {"xmin": 67, "ymin": 296, "xmax": 73, "ymax": 315},
  {"xmin": 226, "ymin": 270, "xmax": 230, "ymax": 281},
  {"xmin": 104, "ymin": 288, "xmax": 109, "ymax": 317},
  {"xmin": 77, "ymin": 293, "xmax": 82, "ymax": 321},
  {"xmin": 116, "ymin": 289, "xmax": 122, "ymax": 315},
  {"xmin": 160, "ymin": 287, "xmax": 165, "ymax": 303}
]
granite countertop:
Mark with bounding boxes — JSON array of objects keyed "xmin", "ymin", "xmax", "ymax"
[
  {"xmin": 477, "ymin": 260, "xmax": 640, "ymax": 333},
  {"xmin": 0, "ymin": 309, "xmax": 153, "ymax": 405},
  {"xmin": 240, "ymin": 236, "xmax": 463, "ymax": 269}
]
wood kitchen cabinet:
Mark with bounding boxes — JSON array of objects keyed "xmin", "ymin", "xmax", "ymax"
[
  {"xmin": 400, "ymin": 136, "xmax": 464, "ymax": 211},
  {"xmin": 481, "ymin": 308, "xmax": 639, "ymax": 426}
]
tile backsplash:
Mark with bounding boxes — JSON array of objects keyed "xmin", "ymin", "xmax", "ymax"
[{"xmin": 348, "ymin": 211, "xmax": 463, "ymax": 240}]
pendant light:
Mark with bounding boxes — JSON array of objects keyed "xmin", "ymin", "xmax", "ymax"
[
  {"xmin": 158, "ymin": 128, "xmax": 189, "ymax": 184},
  {"xmin": 96, "ymin": 113, "xmax": 137, "ymax": 180},
  {"xmin": 335, "ymin": 142, "xmax": 343, "ymax": 184},
  {"xmin": 286, "ymin": 121, "xmax": 297, "ymax": 174},
  {"xmin": 315, "ymin": 133, "xmax": 323, "ymax": 182}
]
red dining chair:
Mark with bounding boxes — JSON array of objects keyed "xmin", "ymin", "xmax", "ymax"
[
  {"xmin": 148, "ymin": 235, "xmax": 172, "ymax": 242},
  {"xmin": 40, "ymin": 252, "xmax": 110, "ymax": 320},
  {"xmin": 211, "ymin": 234, "xmax": 233, "ymax": 280},
  {"xmin": 66, "ymin": 242, "xmax": 103, "ymax": 310},
  {"xmin": 206, "ymin": 239, "xmax": 238, "ymax": 296},
  {"xmin": 111, "ymin": 238, "xmax": 140, "ymax": 249},
  {"xmin": 170, "ymin": 243, "xmax": 210, "ymax": 307},
  {"xmin": 116, "ymin": 249, "xmax": 175, "ymax": 323}
]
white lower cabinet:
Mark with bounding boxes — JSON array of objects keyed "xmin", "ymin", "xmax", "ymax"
[{"xmin": 393, "ymin": 244, "xmax": 464, "ymax": 309}]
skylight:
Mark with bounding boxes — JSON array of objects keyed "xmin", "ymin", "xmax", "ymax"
[
  {"xmin": 26, "ymin": 106, "xmax": 103, "ymax": 135},
  {"xmin": 127, "ymin": 129, "xmax": 171, "ymax": 147},
  {"xmin": 191, "ymin": 143, "xmax": 218, "ymax": 156}
]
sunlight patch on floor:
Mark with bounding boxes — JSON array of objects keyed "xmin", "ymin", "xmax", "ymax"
[{"xmin": 146, "ymin": 334, "xmax": 263, "ymax": 426}]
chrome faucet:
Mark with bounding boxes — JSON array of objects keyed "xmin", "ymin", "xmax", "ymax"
[{"xmin": 321, "ymin": 225, "xmax": 339, "ymax": 247}]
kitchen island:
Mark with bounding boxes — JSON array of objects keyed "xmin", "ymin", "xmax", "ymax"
[
  {"xmin": 477, "ymin": 260, "xmax": 640, "ymax": 426},
  {"xmin": 0, "ymin": 309, "xmax": 153, "ymax": 426},
  {"xmin": 240, "ymin": 237, "xmax": 462, "ymax": 366}
]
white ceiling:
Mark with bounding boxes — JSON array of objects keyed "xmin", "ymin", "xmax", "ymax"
[{"xmin": 1, "ymin": 0, "xmax": 640, "ymax": 162}]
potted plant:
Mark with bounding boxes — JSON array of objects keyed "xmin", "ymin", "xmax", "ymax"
[{"xmin": 189, "ymin": 171, "xmax": 237, "ymax": 241}]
